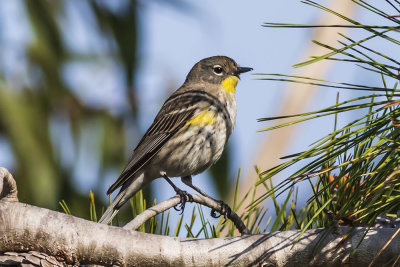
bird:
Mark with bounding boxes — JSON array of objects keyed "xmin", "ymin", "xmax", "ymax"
[{"xmin": 98, "ymin": 56, "xmax": 252, "ymax": 224}]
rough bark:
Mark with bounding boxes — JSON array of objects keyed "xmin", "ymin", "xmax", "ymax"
[{"xmin": 1, "ymin": 167, "xmax": 400, "ymax": 266}]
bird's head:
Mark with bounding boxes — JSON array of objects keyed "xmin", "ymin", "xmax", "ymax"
[{"xmin": 185, "ymin": 56, "xmax": 252, "ymax": 93}]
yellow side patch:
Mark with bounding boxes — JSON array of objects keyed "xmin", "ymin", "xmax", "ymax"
[
  {"xmin": 221, "ymin": 76, "xmax": 239, "ymax": 93},
  {"xmin": 186, "ymin": 110, "xmax": 215, "ymax": 126}
]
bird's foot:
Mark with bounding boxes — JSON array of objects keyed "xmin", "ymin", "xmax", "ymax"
[
  {"xmin": 173, "ymin": 188, "xmax": 193, "ymax": 214},
  {"xmin": 211, "ymin": 200, "xmax": 232, "ymax": 223}
]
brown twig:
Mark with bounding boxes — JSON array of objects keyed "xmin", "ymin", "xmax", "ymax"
[{"xmin": 123, "ymin": 194, "xmax": 251, "ymax": 235}]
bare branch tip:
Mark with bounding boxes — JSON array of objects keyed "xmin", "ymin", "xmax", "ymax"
[{"xmin": 0, "ymin": 167, "xmax": 18, "ymax": 202}]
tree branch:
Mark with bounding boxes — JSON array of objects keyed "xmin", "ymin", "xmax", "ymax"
[
  {"xmin": 124, "ymin": 194, "xmax": 250, "ymax": 235},
  {"xmin": 2, "ymin": 200, "xmax": 400, "ymax": 266},
  {"xmin": 1, "ymin": 167, "xmax": 400, "ymax": 266}
]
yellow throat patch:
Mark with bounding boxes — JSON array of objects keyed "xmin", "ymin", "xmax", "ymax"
[
  {"xmin": 186, "ymin": 110, "xmax": 215, "ymax": 126},
  {"xmin": 221, "ymin": 76, "xmax": 239, "ymax": 93}
]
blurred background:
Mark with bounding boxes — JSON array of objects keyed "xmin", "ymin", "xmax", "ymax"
[{"xmin": 0, "ymin": 0, "xmax": 393, "ymax": 230}]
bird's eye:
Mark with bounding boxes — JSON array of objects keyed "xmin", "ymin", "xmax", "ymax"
[{"xmin": 213, "ymin": 65, "xmax": 224, "ymax": 75}]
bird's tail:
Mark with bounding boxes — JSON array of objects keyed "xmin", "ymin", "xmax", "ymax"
[{"xmin": 98, "ymin": 170, "xmax": 146, "ymax": 224}]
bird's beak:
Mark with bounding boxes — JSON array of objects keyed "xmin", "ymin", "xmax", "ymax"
[{"xmin": 235, "ymin": 66, "xmax": 253, "ymax": 77}]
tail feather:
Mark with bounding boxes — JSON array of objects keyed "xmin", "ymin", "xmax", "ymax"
[
  {"xmin": 98, "ymin": 197, "xmax": 121, "ymax": 224},
  {"xmin": 98, "ymin": 171, "xmax": 146, "ymax": 224}
]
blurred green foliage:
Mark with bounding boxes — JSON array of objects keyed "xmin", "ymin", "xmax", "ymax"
[
  {"xmin": 0, "ymin": 0, "xmax": 231, "ymax": 220},
  {"xmin": 0, "ymin": 0, "xmax": 138, "ymax": 217}
]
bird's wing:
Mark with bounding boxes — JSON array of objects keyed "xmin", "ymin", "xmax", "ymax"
[{"xmin": 106, "ymin": 89, "xmax": 210, "ymax": 195}]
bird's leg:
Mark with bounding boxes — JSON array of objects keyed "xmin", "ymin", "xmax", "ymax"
[
  {"xmin": 181, "ymin": 176, "xmax": 232, "ymax": 221},
  {"xmin": 162, "ymin": 173, "xmax": 192, "ymax": 213}
]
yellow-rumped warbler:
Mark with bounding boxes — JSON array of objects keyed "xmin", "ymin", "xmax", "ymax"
[{"xmin": 99, "ymin": 56, "xmax": 252, "ymax": 224}]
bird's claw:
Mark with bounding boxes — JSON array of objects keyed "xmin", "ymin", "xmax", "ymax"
[
  {"xmin": 174, "ymin": 189, "xmax": 193, "ymax": 214},
  {"xmin": 211, "ymin": 200, "xmax": 232, "ymax": 223}
]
